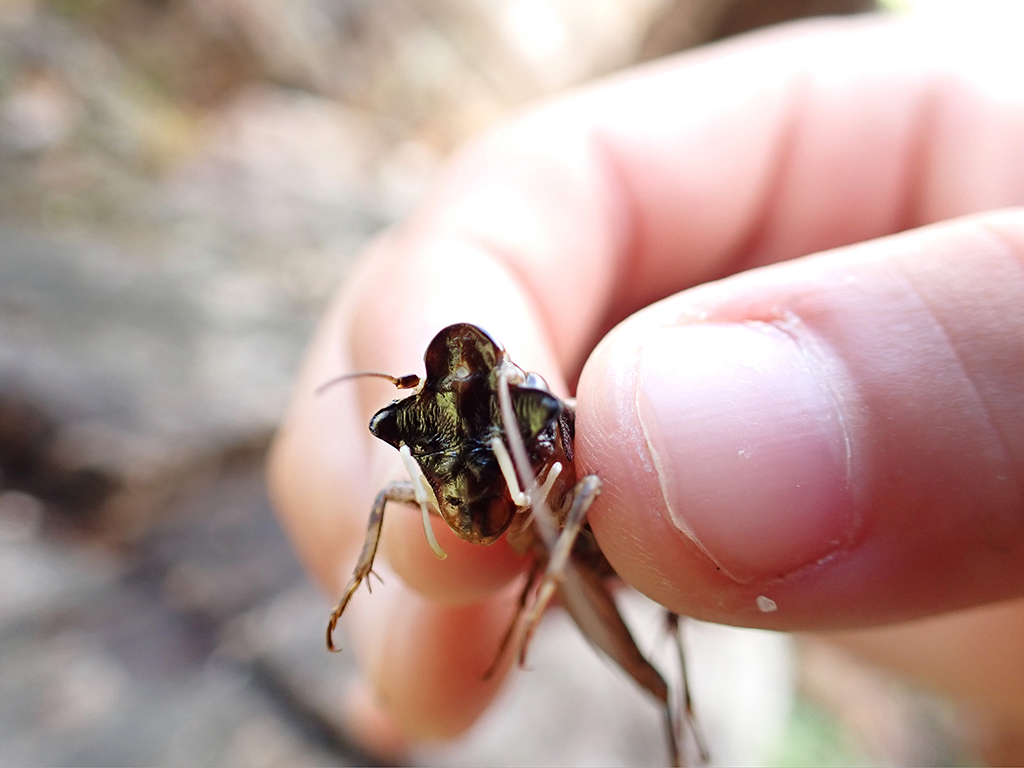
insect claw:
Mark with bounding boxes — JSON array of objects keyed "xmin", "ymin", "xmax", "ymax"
[
  {"xmin": 326, "ymin": 613, "xmax": 343, "ymax": 653},
  {"xmin": 516, "ymin": 640, "xmax": 537, "ymax": 671}
]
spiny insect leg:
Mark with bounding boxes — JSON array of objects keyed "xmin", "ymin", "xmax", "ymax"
[
  {"xmin": 517, "ymin": 474, "xmax": 601, "ymax": 666},
  {"xmin": 483, "ymin": 557, "xmax": 544, "ymax": 680},
  {"xmin": 557, "ymin": 555, "xmax": 682, "ymax": 767},
  {"xmin": 666, "ymin": 613, "xmax": 709, "ymax": 764},
  {"xmin": 326, "ymin": 481, "xmax": 416, "ymax": 652}
]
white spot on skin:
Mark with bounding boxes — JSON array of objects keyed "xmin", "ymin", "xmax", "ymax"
[
  {"xmin": 756, "ymin": 595, "xmax": 777, "ymax": 613},
  {"xmin": 454, "ymin": 364, "xmax": 470, "ymax": 380}
]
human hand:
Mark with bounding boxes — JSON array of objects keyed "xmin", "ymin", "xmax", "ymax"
[{"xmin": 268, "ymin": 13, "xmax": 1024, "ymax": 749}]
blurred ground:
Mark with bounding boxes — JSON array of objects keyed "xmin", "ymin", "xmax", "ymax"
[{"xmin": 0, "ymin": 1, "xmax": 978, "ymax": 766}]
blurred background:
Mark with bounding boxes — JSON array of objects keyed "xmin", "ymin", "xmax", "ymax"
[{"xmin": 0, "ymin": 0, "xmax": 998, "ymax": 765}]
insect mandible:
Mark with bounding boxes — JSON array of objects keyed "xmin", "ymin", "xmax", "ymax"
[{"xmin": 324, "ymin": 323, "xmax": 704, "ymax": 766}]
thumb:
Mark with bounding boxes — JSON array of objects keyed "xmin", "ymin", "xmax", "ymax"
[{"xmin": 576, "ymin": 209, "xmax": 1024, "ymax": 630}]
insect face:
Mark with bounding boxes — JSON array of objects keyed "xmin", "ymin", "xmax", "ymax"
[{"xmin": 367, "ymin": 323, "xmax": 564, "ymax": 544}]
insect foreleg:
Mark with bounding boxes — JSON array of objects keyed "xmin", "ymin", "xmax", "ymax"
[
  {"xmin": 326, "ymin": 480, "xmax": 416, "ymax": 652},
  {"xmin": 518, "ymin": 473, "xmax": 602, "ymax": 665}
]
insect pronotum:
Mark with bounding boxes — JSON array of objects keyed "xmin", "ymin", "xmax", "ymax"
[{"xmin": 324, "ymin": 323, "xmax": 705, "ymax": 766}]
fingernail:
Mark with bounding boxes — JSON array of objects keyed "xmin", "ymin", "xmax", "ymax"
[{"xmin": 637, "ymin": 322, "xmax": 857, "ymax": 583}]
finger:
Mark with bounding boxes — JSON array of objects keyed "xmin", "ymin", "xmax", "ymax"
[{"xmin": 577, "ymin": 210, "xmax": 1024, "ymax": 629}]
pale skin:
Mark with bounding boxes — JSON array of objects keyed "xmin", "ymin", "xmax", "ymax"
[{"xmin": 268, "ymin": 14, "xmax": 1024, "ymax": 758}]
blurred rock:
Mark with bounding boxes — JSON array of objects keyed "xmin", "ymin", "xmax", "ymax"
[
  {"xmin": 0, "ymin": 461, "xmax": 363, "ymax": 767},
  {"xmin": 28, "ymin": 0, "xmax": 675, "ymax": 154},
  {"xmin": 168, "ymin": 83, "xmax": 395, "ymax": 244},
  {"xmin": 0, "ymin": 72, "xmax": 76, "ymax": 153},
  {"xmin": 0, "ymin": 226, "xmax": 313, "ymax": 538}
]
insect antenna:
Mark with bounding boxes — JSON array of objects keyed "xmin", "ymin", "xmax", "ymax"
[{"xmin": 315, "ymin": 371, "xmax": 421, "ymax": 395}]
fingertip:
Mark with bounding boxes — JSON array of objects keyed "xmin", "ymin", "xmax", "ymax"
[
  {"xmin": 577, "ymin": 214, "xmax": 1024, "ymax": 629},
  {"xmin": 575, "ymin": 321, "xmax": 759, "ymax": 621},
  {"xmin": 641, "ymin": 321, "xmax": 858, "ymax": 582}
]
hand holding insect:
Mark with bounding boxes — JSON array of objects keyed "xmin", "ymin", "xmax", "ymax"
[{"xmin": 270, "ymin": 13, "xmax": 1024, "ymax": 761}]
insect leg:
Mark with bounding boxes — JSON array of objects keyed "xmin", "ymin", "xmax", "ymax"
[
  {"xmin": 326, "ymin": 480, "xmax": 417, "ymax": 652},
  {"xmin": 557, "ymin": 554, "xmax": 682, "ymax": 767},
  {"xmin": 517, "ymin": 473, "xmax": 601, "ymax": 665},
  {"xmin": 491, "ymin": 435, "xmax": 563, "ymax": 515},
  {"xmin": 666, "ymin": 612, "xmax": 709, "ymax": 764},
  {"xmin": 534, "ymin": 461, "xmax": 563, "ymax": 513},
  {"xmin": 483, "ymin": 556, "xmax": 544, "ymax": 680},
  {"xmin": 496, "ymin": 369, "xmax": 558, "ymax": 548}
]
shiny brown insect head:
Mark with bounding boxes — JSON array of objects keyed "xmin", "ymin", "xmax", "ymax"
[{"xmin": 367, "ymin": 323, "xmax": 565, "ymax": 545}]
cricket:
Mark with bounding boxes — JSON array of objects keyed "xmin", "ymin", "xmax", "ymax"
[{"xmin": 323, "ymin": 323, "xmax": 705, "ymax": 766}]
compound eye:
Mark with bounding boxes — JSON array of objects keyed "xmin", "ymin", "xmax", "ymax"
[
  {"xmin": 368, "ymin": 403, "xmax": 402, "ymax": 446},
  {"xmin": 523, "ymin": 372, "xmax": 550, "ymax": 392}
]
